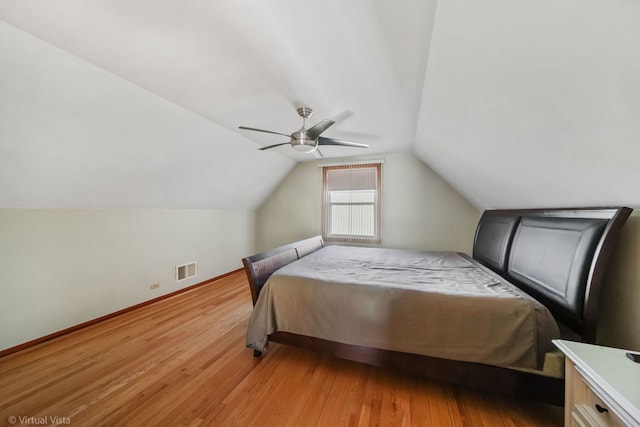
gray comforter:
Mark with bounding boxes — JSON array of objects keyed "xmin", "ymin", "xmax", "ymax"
[{"xmin": 246, "ymin": 245, "xmax": 559, "ymax": 369}]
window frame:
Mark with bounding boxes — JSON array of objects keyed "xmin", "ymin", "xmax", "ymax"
[{"xmin": 321, "ymin": 163, "xmax": 381, "ymax": 244}]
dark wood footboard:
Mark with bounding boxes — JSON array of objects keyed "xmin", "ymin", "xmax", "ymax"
[{"xmin": 242, "ymin": 236, "xmax": 324, "ymax": 305}]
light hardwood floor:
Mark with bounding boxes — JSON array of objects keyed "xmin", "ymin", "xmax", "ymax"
[{"xmin": 0, "ymin": 271, "xmax": 562, "ymax": 426}]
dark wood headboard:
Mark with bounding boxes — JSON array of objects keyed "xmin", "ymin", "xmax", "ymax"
[{"xmin": 473, "ymin": 207, "xmax": 632, "ymax": 343}]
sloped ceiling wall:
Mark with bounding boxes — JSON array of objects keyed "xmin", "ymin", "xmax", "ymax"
[{"xmin": 414, "ymin": 0, "xmax": 640, "ymax": 210}]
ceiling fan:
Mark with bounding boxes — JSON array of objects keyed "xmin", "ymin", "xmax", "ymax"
[{"xmin": 239, "ymin": 107, "xmax": 369, "ymax": 157}]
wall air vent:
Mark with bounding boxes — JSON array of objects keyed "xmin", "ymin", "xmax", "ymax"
[{"xmin": 176, "ymin": 261, "xmax": 197, "ymax": 282}]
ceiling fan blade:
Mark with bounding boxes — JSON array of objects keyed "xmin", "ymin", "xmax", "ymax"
[
  {"xmin": 317, "ymin": 137, "xmax": 369, "ymax": 148},
  {"xmin": 258, "ymin": 142, "xmax": 291, "ymax": 150},
  {"xmin": 305, "ymin": 120, "xmax": 335, "ymax": 140},
  {"xmin": 239, "ymin": 126, "xmax": 290, "ymax": 138},
  {"xmin": 314, "ymin": 148, "xmax": 324, "ymax": 158}
]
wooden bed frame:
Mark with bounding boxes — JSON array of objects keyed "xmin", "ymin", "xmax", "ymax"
[{"xmin": 242, "ymin": 207, "xmax": 632, "ymax": 405}]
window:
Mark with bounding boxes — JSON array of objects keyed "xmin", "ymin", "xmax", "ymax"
[{"xmin": 322, "ymin": 163, "xmax": 381, "ymax": 244}]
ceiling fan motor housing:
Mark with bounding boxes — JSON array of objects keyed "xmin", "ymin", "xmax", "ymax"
[{"xmin": 291, "ymin": 130, "xmax": 317, "ymax": 153}]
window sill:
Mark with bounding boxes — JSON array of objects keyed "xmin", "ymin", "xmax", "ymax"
[{"xmin": 323, "ymin": 236, "xmax": 382, "ymax": 245}]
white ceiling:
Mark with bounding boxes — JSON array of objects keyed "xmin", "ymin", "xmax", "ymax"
[
  {"xmin": 0, "ymin": 0, "xmax": 436, "ymax": 208},
  {"xmin": 1, "ymin": 0, "xmax": 639, "ymax": 210},
  {"xmin": 415, "ymin": 0, "xmax": 640, "ymax": 210}
]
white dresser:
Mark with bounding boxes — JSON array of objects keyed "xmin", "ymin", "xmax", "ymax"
[{"xmin": 554, "ymin": 339, "xmax": 640, "ymax": 426}]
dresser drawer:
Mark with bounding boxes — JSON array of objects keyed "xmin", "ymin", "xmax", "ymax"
[{"xmin": 570, "ymin": 374, "xmax": 625, "ymax": 427}]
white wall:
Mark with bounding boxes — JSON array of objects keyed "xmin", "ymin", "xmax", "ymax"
[
  {"xmin": 599, "ymin": 212, "xmax": 640, "ymax": 351},
  {"xmin": 255, "ymin": 152, "xmax": 481, "ymax": 253},
  {"xmin": 0, "ymin": 208, "xmax": 254, "ymax": 352}
]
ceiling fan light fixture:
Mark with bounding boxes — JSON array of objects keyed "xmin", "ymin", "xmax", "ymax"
[{"xmin": 291, "ymin": 144, "xmax": 317, "ymax": 153}]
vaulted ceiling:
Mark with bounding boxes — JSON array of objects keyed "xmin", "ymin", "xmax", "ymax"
[{"xmin": 1, "ymin": 0, "xmax": 639, "ymax": 210}]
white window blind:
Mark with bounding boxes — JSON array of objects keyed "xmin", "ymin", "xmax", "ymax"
[{"xmin": 322, "ymin": 163, "xmax": 381, "ymax": 244}]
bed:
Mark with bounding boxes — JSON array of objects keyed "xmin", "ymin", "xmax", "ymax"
[{"xmin": 242, "ymin": 207, "xmax": 632, "ymax": 405}]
